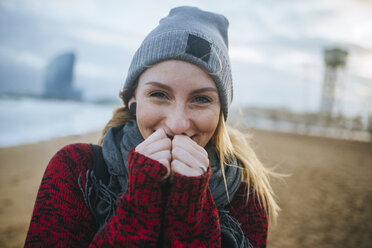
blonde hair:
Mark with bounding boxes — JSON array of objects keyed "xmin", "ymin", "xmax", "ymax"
[
  {"xmin": 213, "ymin": 113, "xmax": 280, "ymax": 223},
  {"xmin": 98, "ymin": 91, "xmax": 279, "ymax": 223}
]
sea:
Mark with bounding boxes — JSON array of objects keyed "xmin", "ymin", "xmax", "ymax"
[
  {"xmin": 1, "ymin": 95, "xmax": 370, "ymax": 148},
  {"xmin": 0, "ymin": 96, "xmax": 117, "ymax": 147}
]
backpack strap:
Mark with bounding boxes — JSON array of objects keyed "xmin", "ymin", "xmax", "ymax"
[{"xmin": 90, "ymin": 144, "xmax": 109, "ymax": 185}]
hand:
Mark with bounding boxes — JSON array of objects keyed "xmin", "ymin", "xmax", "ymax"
[
  {"xmin": 135, "ymin": 129, "xmax": 172, "ymax": 180},
  {"xmin": 171, "ymin": 135, "xmax": 209, "ymax": 178}
]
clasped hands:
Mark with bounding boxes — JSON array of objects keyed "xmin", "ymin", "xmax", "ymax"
[{"xmin": 135, "ymin": 129, "xmax": 209, "ymax": 181}]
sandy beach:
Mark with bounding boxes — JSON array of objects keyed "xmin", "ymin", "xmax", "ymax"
[{"xmin": 0, "ymin": 129, "xmax": 371, "ymax": 247}]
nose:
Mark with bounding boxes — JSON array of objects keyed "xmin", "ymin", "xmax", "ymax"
[{"xmin": 165, "ymin": 104, "xmax": 190, "ymax": 136}]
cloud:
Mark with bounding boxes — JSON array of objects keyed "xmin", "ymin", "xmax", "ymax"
[
  {"xmin": 230, "ymin": 45, "xmax": 320, "ymax": 73},
  {"xmin": 348, "ymin": 52, "xmax": 372, "ymax": 79},
  {"xmin": 0, "ymin": 47, "xmax": 46, "ymax": 69},
  {"xmin": 76, "ymin": 61, "xmax": 121, "ymax": 81},
  {"xmin": 66, "ymin": 26, "xmax": 140, "ymax": 50}
]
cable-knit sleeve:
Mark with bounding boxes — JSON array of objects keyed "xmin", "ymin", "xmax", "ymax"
[
  {"xmin": 25, "ymin": 143, "xmax": 97, "ymax": 247},
  {"xmin": 226, "ymin": 183, "xmax": 269, "ymax": 248},
  {"xmin": 163, "ymin": 167, "xmax": 222, "ymax": 247},
  {"xmin": 89, "ymin": 149, "xmax": 168, "ymax": 247}
]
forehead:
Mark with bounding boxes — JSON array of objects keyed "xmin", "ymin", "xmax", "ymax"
[{"xmin": 137, "ymin": 59, "xmax": 217, "ymax": 90}]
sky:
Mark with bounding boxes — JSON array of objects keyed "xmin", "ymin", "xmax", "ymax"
[{"xmin": 0, "ymin": 0, "xmax": 371, "ymax": 118}]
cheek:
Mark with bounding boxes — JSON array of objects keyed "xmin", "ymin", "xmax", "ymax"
[
  {"xmin": 193, "ymin": 109, "xmax": 220, "ymax": 135},
  {"xmin": 136, "ymin": 103, "xmax": 164, "ymax": 139},
  {"xmin": 193, "ymin": 111, "xmax": 219, "ymax": 147}
]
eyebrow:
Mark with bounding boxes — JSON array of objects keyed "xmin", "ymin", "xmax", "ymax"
[
  {"xmin": 145, "ymin": 81, "xmax": 218, "ymax": 94},
  {"xmin": 146, "ymin": 81, "xmax": 172, "ymax": 91}
]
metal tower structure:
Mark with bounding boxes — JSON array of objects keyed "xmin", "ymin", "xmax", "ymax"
[{"xmin": 320, "ymin": 48, "xmax": 348, "ymax": 115}]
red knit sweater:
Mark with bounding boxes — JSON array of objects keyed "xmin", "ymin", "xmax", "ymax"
[{"xmin": 25, "ymin": 143, "xmax": 268, "ymax": 247}]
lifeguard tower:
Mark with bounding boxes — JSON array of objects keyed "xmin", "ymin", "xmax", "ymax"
[{"xmin": 320, "ymin": 48, "xmax": 348, "ymax": 115}]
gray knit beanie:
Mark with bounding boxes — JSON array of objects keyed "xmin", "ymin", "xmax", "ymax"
[{"xmin": 123, "ymin": 6, "xmax": 233, "ymax": 119}]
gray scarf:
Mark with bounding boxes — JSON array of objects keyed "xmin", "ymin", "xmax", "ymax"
[{"xmin": 80, "ymin": 120, "xmax": 250, "ymax": 247}]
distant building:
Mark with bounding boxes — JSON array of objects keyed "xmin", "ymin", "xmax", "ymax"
[{"xmin": 43, "ymin": 52, "xmax": 82, "ymax": 100}]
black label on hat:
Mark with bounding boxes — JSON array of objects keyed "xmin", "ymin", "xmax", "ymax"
[{"xmin": 185, "ymin": 34, "xmax": 211, "ymax": 63}]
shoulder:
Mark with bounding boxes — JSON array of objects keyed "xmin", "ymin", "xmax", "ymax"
[
  {"xmin": 45, "ymin": 143, "xmax": 94, "ymax": 179},
  {"xmin": 229, "ymin": 182, "xmax": 267, "ymax": 218},
  {"xmin": 52, "ymin": 143, "xmax": 94, "ymax": 161}
]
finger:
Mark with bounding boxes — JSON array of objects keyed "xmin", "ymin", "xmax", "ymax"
[
  {"xmin": 172, "ymin": 146, "xmax": 208, "ymax": 172},
  {"xmin": 136, "ymin": 129, "xmax": 167, "ymax": 153},
  {"xmin": 171, "ymin": 159, "xmax": 201, "ymax": 177},
  {"xmin": 172, "ymin": 135, "xmax": 208, "ymax": 159},
  {"xmin": 139, "ymin": 128, "xmax": 167, "ymax": 147},
  {"xmin": 172, "ymin": 144, "xmax": 209, "ymax": 171},
  {"xmin": 173, "ymin": 135, "xmax": 208, "ymax": 157},
  {"xmin": 150, "ymin": 150, "xmax": 172, "ymax": 166},
  {"xmin": 143, "ymin": 138, "xmax": 171, "ymax": 155},
  {"xmin": 172, "ymin": 137, "xmax": 209, "ymax": 168},
  {"xmin": 146, "ymin": 128, "xmax": 167, "ymax": 143}
]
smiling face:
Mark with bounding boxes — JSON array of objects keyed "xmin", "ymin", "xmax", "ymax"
[{"xmin": 130, "ymin": 59, "xmax": 221, "ymax": 147}]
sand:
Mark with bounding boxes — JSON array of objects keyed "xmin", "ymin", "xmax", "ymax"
[{"xmin": 0, "ymin": 129, "xmax": 371, "ymax": 248}]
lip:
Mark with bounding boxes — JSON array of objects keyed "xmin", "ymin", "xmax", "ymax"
[{"xmin": 191, "ymin": 134, "xmax": 198, "ymax": 142}]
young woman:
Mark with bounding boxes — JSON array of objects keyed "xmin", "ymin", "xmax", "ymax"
[{"xmin": 25, "ymin": 6, "xmax": 279, "ymax": 248}]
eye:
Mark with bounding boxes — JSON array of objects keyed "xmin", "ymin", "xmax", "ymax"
[
  {"xmin": 192, "ymin": 96, "xmax": 212, "ymax": 104},
  {"xmin": 149, "ymin": 91, "xmax": 168, "ymax": 99}
]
